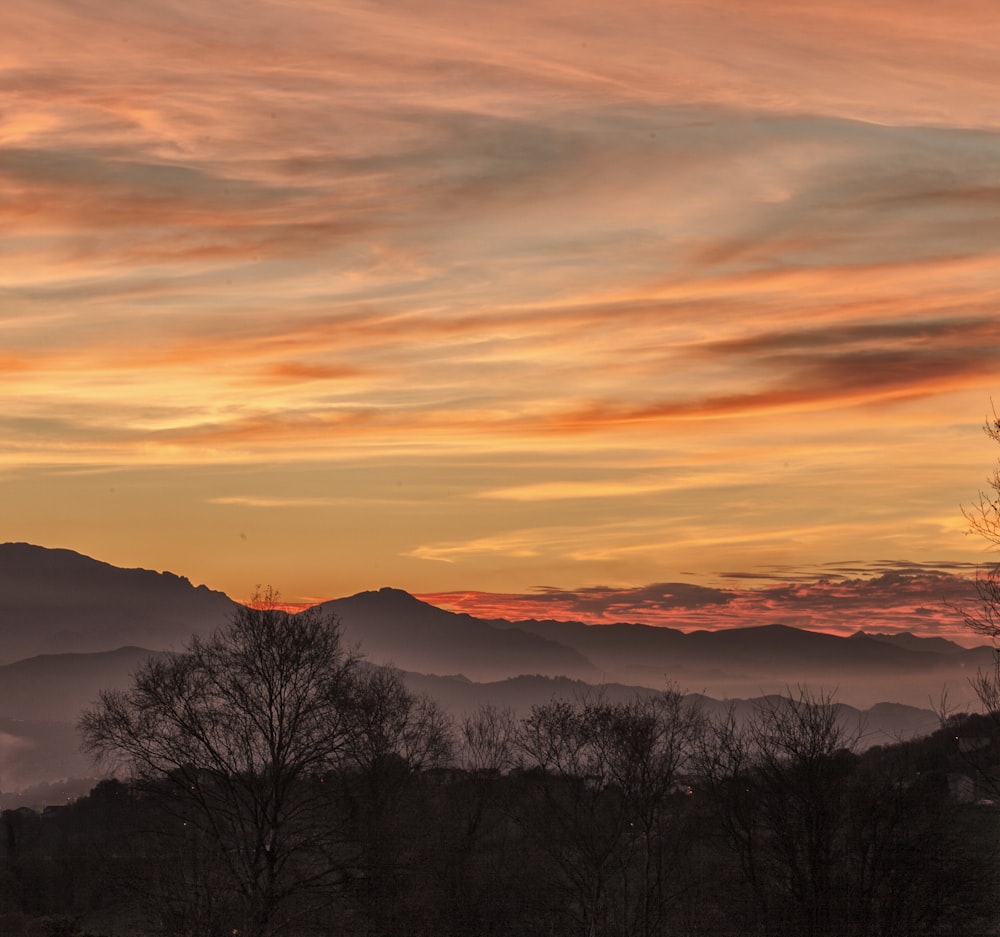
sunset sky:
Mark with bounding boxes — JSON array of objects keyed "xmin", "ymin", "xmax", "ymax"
[{"xmin": 5, "ymin": 0, "xmax": 1000, "ymax": 640}]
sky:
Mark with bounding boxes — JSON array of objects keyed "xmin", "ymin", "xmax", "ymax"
[{"xmin": 5, "ymin": 0, "xmax": 1000, "ymax": 642}]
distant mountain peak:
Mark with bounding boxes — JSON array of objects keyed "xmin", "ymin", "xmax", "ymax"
[
  {"xmin": 338, "ymin": 587, "xmax": 445, "ymax": 614},
  {"xmin": 348, "ymin": 586, "xmax": 421, "ymax": 601},
  {"xmin": 374, "ymin": 586, "xmax": 427, "ymax": 603},
  {"xmin": 316, "ymin": 587, "xmax": 598, "ymax": 682}
]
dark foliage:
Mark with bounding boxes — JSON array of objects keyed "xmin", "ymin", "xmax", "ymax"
[{"xmin": 2, "ymin": 691, "xmax": 997, "ymax": 936}]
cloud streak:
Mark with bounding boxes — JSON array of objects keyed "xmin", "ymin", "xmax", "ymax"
[{"xmin": 5, "ymin": 0, "xmax": 1000, "ymax": 612}]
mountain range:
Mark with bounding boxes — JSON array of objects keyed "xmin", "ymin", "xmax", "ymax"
[{"xmin": 0, "ymin": 542, "xmax": 991, "ymax": 794}]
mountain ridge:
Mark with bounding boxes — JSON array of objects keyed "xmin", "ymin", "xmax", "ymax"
[
  {"xmin": 0, "ymin": 542, "xmax": 236, "ymax": 663},
  {"xmin": 0, "ymin": 543, "xmax": 990, "ymax": 711}
]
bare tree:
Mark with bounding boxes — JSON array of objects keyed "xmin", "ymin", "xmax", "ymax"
[
  {"xmin": 342, "ymin": 665, "xmax": 453, "ymax": 779},
  {"xmin": 451, "ymin": 703, "xmax": 518, "ymax": 862},
  {"xmin": 459, "ymin": 704, "xmax": 517, "ymax": 775},
  {"xmin": 698, "ymin": 688, "xmax": 921, "ymax": 937},
  {"xmin": 336, "ymin": 665, "xmax": 453, "ymax": 937},
  {"xmin": 962, "ymin": 407, "xmax": 1000, "ymax": 714},
  {"xmin": 515, "ymin": 688, "xmax": 703, "ymax": 937},
  {"xmin": 79, "ymin": 593, "xmax": 358, "ymax": 937},
  {"xmin": 963, "ymin": 404, "xmax": 1000, "ymax": 552}
]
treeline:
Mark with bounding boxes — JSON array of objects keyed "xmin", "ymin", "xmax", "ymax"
[{"xmin": 1, "ymin": 603, "xmax": 998, "ymax": 937}]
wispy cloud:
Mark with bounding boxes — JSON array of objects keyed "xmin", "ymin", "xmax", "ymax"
[
  {"xmin": 207, "ymin": 496, "xmax": 349, "ymax": 508},
  {"xmin": 407, "ymin": 531, "xmax": 549, "ymax": 563},
  {"xmin": 476, "ymin": 472, "xmax": 749, "ymax": 501},
  {"xmin": 6, "ymin": 0, "xmax": 1000, "ymax": 607}
]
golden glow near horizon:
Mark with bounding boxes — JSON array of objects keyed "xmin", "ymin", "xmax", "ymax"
[{"xmin": 4, "ymin": 0, "xmax": 1000, "ymax": 638}]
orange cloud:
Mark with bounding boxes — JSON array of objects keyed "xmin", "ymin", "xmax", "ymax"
[
  {"xmin": 5, "ymin": 0, "xmax": 1000, "ymax": 606},
  {"xmin": 418, "ymin": 563, "xmax": 989, "ymax": 644}
]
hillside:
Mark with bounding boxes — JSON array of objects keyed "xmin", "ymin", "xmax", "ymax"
[
  {"xmin": 322, "ymin": 587, "xmax": 598, "ymax": 682},
  {"xmin": 0, "ymin": 542, "xmax": 235, "ymax": 663}
]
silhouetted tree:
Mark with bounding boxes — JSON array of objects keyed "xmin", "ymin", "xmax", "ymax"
[
  {"xmin": 407, "ymin": 705, "xmax": 521, "ymax": 937},
  {"xmin": 698, "ymin": 688, "xmax": 863, "ymax": 937},
  {"xmin": 515, "ymin": 689, "xmax": 703, "ymax": 937},
  {"xmin": 459, "ymin": 704, "xmax": 517, "ymax": 776},
  {"xmin": 962, "ymin": 406, "xmax": 1000, "ymax": 714},
  {"xmin": 696, "ymin": 687, "xmax": 990, "ymax": 937},
  {"xmin": 336, "ymin": 665, "xmax": 453, "ymax": 937},
  {"xmin": 79, "ymin": 593, "xmax": 359, "ymax": 937}
]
